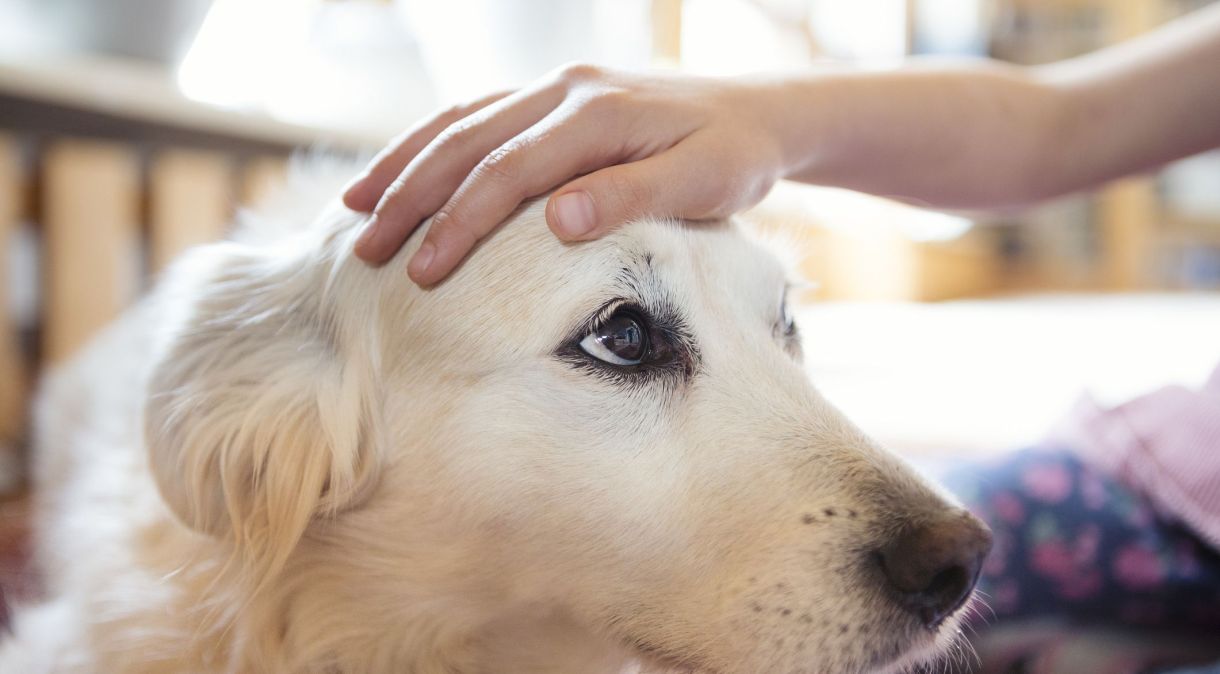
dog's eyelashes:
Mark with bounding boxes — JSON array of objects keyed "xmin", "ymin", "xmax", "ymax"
[
  {"xmin": 777, "ymin": 297, "xmax": 803, "ymax": 361},
  {"xmin": 779, "ymin": 300, "xmax": 796, "ymax": 338},
  {"xmin": 579, "ymin": 311, "xmax": 649, "ymax": 366}
]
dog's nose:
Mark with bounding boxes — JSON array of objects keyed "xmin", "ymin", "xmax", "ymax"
[{"xmin": 877, "ymin": 511, "xmax": 992, "ymax": 628}]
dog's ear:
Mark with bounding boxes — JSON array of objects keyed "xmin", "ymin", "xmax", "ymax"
[{"xmin": 145, "ymin": 241, "xmax": 378, "ymax": 579}]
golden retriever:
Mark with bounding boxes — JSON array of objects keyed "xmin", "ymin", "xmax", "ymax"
[{"xmin": 0, "ymin": 169, "xmax": 990, "ymax": 673}]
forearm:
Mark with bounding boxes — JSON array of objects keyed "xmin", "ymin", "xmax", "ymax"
[
  {"xmin": 752, "ymin": 62, "xmax": 1066, "ymax": 209},
  {"xmin": 753, "ymin": 3, "xmax": 1220, "ymax": 211},
  {"xmin": 346, "ymin": 4, "xmax": 1220, "ymax": 279},
  {"xmin": 1036, "ymin": 3, "xmax": 1220, "ymax": 196}
]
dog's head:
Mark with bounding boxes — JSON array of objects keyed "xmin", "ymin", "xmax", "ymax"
[{"xmin": 145, "ymin": 197, "xmax": 989, "ymax": 673}]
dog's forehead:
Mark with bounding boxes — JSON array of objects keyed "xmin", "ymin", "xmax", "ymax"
[
  {"xmin": 480, "ymin": 204, "xmax": 789, "ymax": 316},
  {"xmin": 613, "ymin": 218, "xmax": 788, "ymax": 309},
  {"xmin": 394, "ymin": 201, "xmax": 792, "ymax": 362}
]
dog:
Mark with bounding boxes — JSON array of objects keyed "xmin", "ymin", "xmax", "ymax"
[{"xmin": 0, "ymin": 168, "xmax": 991, "ymax": 674}]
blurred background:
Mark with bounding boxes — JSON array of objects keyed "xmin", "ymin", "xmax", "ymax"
[
  {"xmin": 3, "ymin": 0, "xmax": 1214, "ymax": 468},
  {"xmin": 0, "ymin": 0, "xmax": 1219, "ymax": 669},
  {"xmin": 1, "ymin": 2, "xmax": 1218, "ymax": 470}
]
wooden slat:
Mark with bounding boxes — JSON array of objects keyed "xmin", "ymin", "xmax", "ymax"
[
  {"xmin": 41, "ymin": 139, "xmax": 141, "ymax": 363},
  {"xmin": 149, "ymin": 149, "xmax": 233, "ymax": 272},
  {"xmin": 240, "ymin": 155, "xmax": 289, "ymax": 208},
  {"xmin": 651, "ymin": 0, "xmax": 684, "ymax": 66},
  {"xmin": 0, "ymin": 134, "xmax": 24, "ymax": 442},
  {"xmin": 1099, "ymin": 177, "xmax": 1158, "ymax": 290},
  {"xmin": 1094, "ymin": 1, "xmax": 1164, "ymax": 291},
  {"xmin": 1104, "ymin": 0, "xmax": 1164, "ymax": 42}
]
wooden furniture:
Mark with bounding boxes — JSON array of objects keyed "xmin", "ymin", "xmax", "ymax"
[
  {"xmin": 0, "ymin": 136, "xmax": 23, "ymax": 449},
  {"xmin": 0, "ymin": 53, "xmax": 372, "ymax": 488},
  {"xmin": 41, "ymin": 139, "xmax": 141, "ymax": 363},
  {"xmin": 747, "ymin": 184, "xmax": 1002, "ymax": 302}
]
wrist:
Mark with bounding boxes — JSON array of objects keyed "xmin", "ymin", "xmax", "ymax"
[{"xmin": 730, "ymin": 72, "xmax": 850, "ymax": 183}]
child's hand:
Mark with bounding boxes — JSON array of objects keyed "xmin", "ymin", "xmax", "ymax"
[{"xmin": 344, "ymin": 64, "xmax": 788, "ymax": 285}]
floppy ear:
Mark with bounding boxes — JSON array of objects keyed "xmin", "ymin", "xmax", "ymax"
[{"xmin": 145, "ymin": 241, "xmax": 378, "ymax": 579}]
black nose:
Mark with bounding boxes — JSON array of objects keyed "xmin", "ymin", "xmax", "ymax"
[{"xmin": 877, "ymin": 511, "xmax": 992, "ymax": 628}]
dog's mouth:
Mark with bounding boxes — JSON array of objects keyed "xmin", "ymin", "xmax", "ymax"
[
  {"xmin": 621, "ymin": 606, "xmax": 968, "ymax": 674},
  {"xmin": 864, "ymin": 611, "xmax": 972, "ymax": 674},
  {"xmin": 622, "ymin": 632, "xmax": 961, "ymax": 674},
  {"xmin": 626, "ymin": 637, "xmax": 721, "ymax": 674},
  {"xmin": 626, "ymin": 636, "xmax": 945, "ymax": 674}
]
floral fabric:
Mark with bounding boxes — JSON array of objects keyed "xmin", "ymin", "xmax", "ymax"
[{"xmin": 945, "ymin": 448, "xmax": 1220, "ymax": 632}]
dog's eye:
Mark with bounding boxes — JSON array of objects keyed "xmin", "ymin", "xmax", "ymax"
[
  {"xmin": 779, "ymin": 300, "xmax": 796, "ymax": 337},
  {"xmin": 776, "ymin": 294, "xmax": 798, "ymax": 340},
  {"xmin": 562, "ymin": 303, "xmax": 690, "ymax": 379},
  {"xmin": 580, "ymin": 311, "xmax": 649, "ymax": 366},
  {"xmin": 776, "ymin": 295, "xmax": 802, "ymax": 360}
]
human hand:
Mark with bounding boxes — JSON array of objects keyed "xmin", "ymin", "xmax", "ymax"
[{"xmin": 343, "ymin": 64, "xmax": 790, "ymax": 285}]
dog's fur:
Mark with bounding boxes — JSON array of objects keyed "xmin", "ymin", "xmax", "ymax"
[{"xmin": 0, "ymin": 171, "xmax": 979, "ymax": 674}]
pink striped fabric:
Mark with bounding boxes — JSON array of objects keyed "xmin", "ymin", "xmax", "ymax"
[{"xmin": 1047, "ymin": 362, "xmax": 1220, "ymax": 550}]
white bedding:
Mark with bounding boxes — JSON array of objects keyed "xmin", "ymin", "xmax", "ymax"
[{"xmin": 797, "ymin": 293, "xmax": 1220, "ymax": 458}]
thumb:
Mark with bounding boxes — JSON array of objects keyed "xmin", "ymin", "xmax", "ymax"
[{"xmin": 545, "ymin": 147, "xmax": 725, "ymax": 242}]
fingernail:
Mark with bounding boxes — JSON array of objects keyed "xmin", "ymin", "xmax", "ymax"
[
  {"xmin": 354, "ymin": 217, "xmax": 379, "ymax": 255},
  {"xmin": 408, "ymin": 241, "xmax": 436, "ymax": 279},
  {"xmin": 553, "ymin": 191, "xmax": 595, "ymax": 238}
]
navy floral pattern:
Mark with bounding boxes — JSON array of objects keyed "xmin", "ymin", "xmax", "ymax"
[{"xmin": 944, "ymin": 448, "xmax": 1220, "ymax": 632}]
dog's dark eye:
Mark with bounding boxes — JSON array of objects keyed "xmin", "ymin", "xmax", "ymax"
[
  {"xmin": 779, "ymin": 300, "xmax": 796, "ymax": 337},
  {"xmin": 580, "ymin": 311, "xmax": 649, "ymax": 366},
  {"xmin": 562, "ymin": 302, "xmax": 691, "ymax": 379},
  {"xmin": 777, "ymin": 295, "xmax": 802, "ymax": 360}
]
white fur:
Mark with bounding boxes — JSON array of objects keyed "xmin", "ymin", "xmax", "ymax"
[{"xmin": 1, "ymin": 171, "xmax": 976, "ymax": 673}]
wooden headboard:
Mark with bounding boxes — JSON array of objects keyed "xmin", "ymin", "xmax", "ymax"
[{"xmin": 0, "ymin": 55, "xmax": 376, "ymax": 492}]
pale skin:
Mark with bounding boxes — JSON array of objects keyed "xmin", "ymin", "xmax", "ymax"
[{"xmin": 344, "ymin": 3, "xmax": 1220, "ymax": 286}]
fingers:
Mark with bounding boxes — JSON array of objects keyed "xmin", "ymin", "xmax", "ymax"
[
  {"xmin": 404, "ymin": 108, "xmax": 622, "ymax": 284},
  {"xmin": 407, "ymin": 133, "xmax": 743, "ymax": 286},
  {"xmin": 342, "ymin": 89, "xmax": 513, "ymax": 213},
  {"xmin": 353, "ymin": 83, "xmax": 567, "ymax": 264},
  {"xmin": 544, "ymin": 134, "xmax": 741, "ymax": 241},
  {"xmin": 348, "ymin": 65, "xmax": 776, "ymax": 286}
]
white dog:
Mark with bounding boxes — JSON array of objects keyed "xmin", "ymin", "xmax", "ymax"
[{"xmin": 0, "ymin": 171, "xmax": 990, "ymax": 674}]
